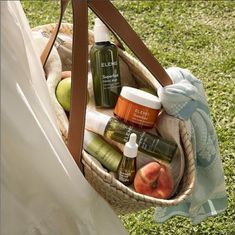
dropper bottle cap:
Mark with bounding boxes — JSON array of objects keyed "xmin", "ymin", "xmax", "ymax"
[
  {"xmin": 94, "ymin": 17, "xmax": 110, "ymax": 43},
  {"xmin": 123, "ymin": 133, "xmax": 138, "ymax": 158}
]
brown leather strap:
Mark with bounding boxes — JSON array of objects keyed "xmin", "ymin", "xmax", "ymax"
[
  {"xmin": 88, "ymin": 0, "xmax": 172, "ymax": 87},
  {"xmin": 67, "ymin": 0, "xmax": 88, "ymax": 171},
  {"xmin": 40, "ymin": 0, "xmax": 69, "ymax": 67},
  {"xmin": 40, "ymin": 0, "xmax": 125, "ymax": 66}
]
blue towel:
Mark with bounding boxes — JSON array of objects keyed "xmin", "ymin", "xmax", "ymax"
[{"xmin": 155, "ymin": 67, "xmax": 227, "ymax": 224}]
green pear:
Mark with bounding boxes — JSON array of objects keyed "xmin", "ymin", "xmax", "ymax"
[
  {"xmin": 56, "ymin": 77, "xmax": 71, "ymax": 112},
  {"xmin": 56, "ymin": 77, "xmax": 90, "ymax": 112}
]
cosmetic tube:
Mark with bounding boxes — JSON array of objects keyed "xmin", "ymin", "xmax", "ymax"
[
  {"xmin": 84, "ymin": 130, "xmax": 122, "ymax": 172},
  {"xmin": 86, "ymin": 111, "xmax": 177, "ymax": 163}
]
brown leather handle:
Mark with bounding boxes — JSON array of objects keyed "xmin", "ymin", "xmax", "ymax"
[
  {"xmin": 67, "ymin": 0, "xmax": 88, "ymax": 170},
  {"xmin": 40, "ymin": 0, "xmax": 125, "ymax": 69},
  {"xmin": 41, "ymin": 0, "xmax": 173, "ymax": 171},
  {"xmin": 40, "ymin": 0, "xmax": 69, "ymax": 67},
  {"xmin": 88, "ymin": 1, "xmax": 172, "ymax": 87}
]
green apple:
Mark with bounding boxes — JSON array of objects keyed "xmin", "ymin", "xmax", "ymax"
[
  {"xmin": 56, "ymin": 77, "xmax": 90, "ymax": 112},
  {"xmin": 56, "ymin": 77, "xmax": 71, "ymax": 112}
]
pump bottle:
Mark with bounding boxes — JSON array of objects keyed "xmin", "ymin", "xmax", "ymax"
[{"xmin": 90, "ymin": 18, "xmax": 122, "ymax": 108}]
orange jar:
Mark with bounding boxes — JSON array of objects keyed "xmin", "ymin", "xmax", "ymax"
[{"xmin": 114, "ymin": 86, "xmax": 161, "ymax": 129}]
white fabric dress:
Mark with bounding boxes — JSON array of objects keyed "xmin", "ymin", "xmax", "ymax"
[{"xmin": 0, "ymin": 1, "xmax": 127, "ymax": 235}]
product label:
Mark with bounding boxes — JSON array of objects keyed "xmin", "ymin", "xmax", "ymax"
[
  {"xmin": 105, "ymin": 118, "xmax": 176, "ymax": 162},
  {"xmin": 118, "ymin": 171, "xmax": 131, "ymax": 183},
  {"xmin": 123, "ymin": 126, "xmax": 134, "ymax": 143},
  {"xmin": 134, "ymin": 109, "xmax": 149, "ymax": 119},
  {"xmin": 139, "ymin": 133, "xmax": 159, "ymax": 152},
  {"xmin": 101, "ymin": 61, "xmax": 118, "ymax": 67},
  {"xmin": 102, "ymin": 73, "xmax": 120, "ymax": 90},
  {"xmin": 101, "ymin": 60, "xmax": 121, "ymax": 90},
  {"xmin": 114, "ymin": 97, "xmax": 159, "ymax": 127}
]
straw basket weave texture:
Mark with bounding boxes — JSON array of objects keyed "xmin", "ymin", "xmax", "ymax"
[{"xmin": 33, "ymin": 23, "xmax": 195, "ymax": 215}]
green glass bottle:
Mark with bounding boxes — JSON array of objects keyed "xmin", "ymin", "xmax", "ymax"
[
  {"xmin": 90, "ymin": 18, "xmax": 121, "ymax": 108},
  {"xmin": 86, "ymin": 111, "xmax": 178, "ymax": 163}
]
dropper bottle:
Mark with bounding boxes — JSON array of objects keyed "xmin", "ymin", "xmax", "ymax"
[{"xmin": 117, "ymin": 133, "xmax": 138, "ymax": 186}]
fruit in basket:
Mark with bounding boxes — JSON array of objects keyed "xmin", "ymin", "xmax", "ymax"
[
  {"xmin": 133, "ymin": 162, "xmax": 173, "ymax": 199},
  {"xmin": 56, "ymin": 77, "xmax": 71, "ymax": 112},
  {"xmin": 61, "ymin": 70, "xmax": 71, "ymax": 80},
  {"xmin": 56, "ymin": 72, "xmax": 90, "ymax": 111}
]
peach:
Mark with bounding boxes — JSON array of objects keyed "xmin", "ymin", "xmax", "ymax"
[
  {"xmin": 61, "ymin": 71, "xmax": 71, "ymax": 80},
  {"xmin": 134, "ymin": 162, "xmax": 173, "ymax": 199}
]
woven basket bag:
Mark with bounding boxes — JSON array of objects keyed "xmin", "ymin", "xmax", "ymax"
[
  {"xmin": 33, "ymin": 19, "xmax": 195, "ymax": 214},
  {"xmin": 34, "ymin": 23, "xmax": 195, "ymax": 214}
]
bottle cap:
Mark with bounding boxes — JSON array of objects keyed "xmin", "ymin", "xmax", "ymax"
[
  {"xmin": 85, "ymin": 110, "xmax": 111, "ymax": 135},
  {"xmin": 120, "ymin": 86, "xmax": 161, "ymax": 110},
  {"xmin": 123, "ymin": 133, "xmax": 138, "ymax": 158},
  {"xmin": 94, "ymin": 17, "xmax": 110, "ymax": 43}
]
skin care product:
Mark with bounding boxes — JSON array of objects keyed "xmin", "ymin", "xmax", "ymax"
[
  {"xmin": 118, "ymin": 133, "xmax": 138, "ymax": 186},
  {"xmin": 86, "ymin": 111, "xmax": 177, "ymax": 163},
  {"xmin": 114, "ymin": 86, "xmax": 161, "ymax": 128},
  {"xmin": 90, "ymin": 18, "xmax": 122, "ymax": 108},
  {"xmin": 83, "ymin": 130, "xmax": 122, "ymax": 172}
]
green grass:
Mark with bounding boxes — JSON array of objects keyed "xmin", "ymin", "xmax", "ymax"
[{"xmin": 21, "ymin": 1, "xmax": 235, "ymax": 234}]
